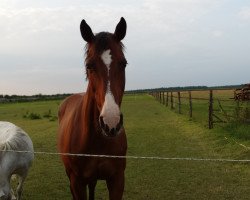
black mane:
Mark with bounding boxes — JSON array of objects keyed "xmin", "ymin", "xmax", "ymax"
[
  {"xmin": 84, "ymin": 32, "xmax": 125, "ymax": 68},
  {"xmin": 94, "ymin": 32, "xmax": 112, "ymax": 53}
]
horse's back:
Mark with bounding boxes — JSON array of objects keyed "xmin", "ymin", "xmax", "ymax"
[
  {"xmin": 0, "ymin": 121, "xmax": 34, "ymax": 174},
  {"xmin": 0, "ymin": 122, "xmax": 33, "ymax": 200},
  {"xmin": 0, "ymin": 121, "xmax": 33, "ymax": 152},
  {"xmin": 0, "ymin": 122, "xmax": 16, "ymax": 144},
  {"xmin": 58, "ymin": 93, "xmax": 85, "ymax": 122}
]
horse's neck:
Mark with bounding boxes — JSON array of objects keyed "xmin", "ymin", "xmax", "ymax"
[
  {"xmin": 82, "ymin": 88, "xmax": 100, "ymax": 136},
  {"xmin": 63, "ymin": 89, "xmax": 100, "ymax": 153}
]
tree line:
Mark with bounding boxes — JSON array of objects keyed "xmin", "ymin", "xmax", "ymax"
[
  {"xmin": 0, "ymin": 93, "xmax": 72, "ymax": 103},
  {"xmin": 125, "ymin": 84, "xmax": 242, "ymax": 94},
  {"xmin": 0, "ymin": 84, "xmax": 243, "ymax": 102}
]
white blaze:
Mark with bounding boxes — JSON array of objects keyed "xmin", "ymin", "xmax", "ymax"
[
  {"xmin": 100, "ymin": 93, "xmax": 120, "ymax": 129},
  {"xmin": 100, "ymin": 49, "xmax": 120, "ymax": 129},
  {"xmin": 101, "ymin": 49, "xmax": 112, "ymax": 69}
]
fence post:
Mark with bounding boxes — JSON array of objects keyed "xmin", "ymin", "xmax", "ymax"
[
  {"xmin": 208, "ymin": 90, "xmax": 213, "ymax": 129},
  {"xmin": 189, "ymin": 91, "xmax": 192, "ymax": 118},
  {"xmin": 178, "ymin": 92, "xmax": 181, "ymax": 114},
  {"xmin": 166, "ymin": 92, "xmax": 169, "ymax": 107},
  {"xmin": 171, "ymin": 92, "xmax": 174, "ymax": 109},
  {"xmin": 162, "ymin": 92, "xmax": 165, "ymax": 105}
]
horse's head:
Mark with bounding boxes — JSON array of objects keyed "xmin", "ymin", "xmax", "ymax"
[
  {"xmin": 0, "ymin": 181, "xmax": 11, "ymax": 200},
  {"xmin": 80, "ymin": 17, "xmax": 127, "ymax": 137}
]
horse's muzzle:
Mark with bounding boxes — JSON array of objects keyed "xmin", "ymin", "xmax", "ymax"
[
  {"xmin": 0, "ymin": 192, "xmax": 10, "ymax": 200},
  {"xmin": 99, "ymin": 114, "xmax": 123, "ymax": 137}
]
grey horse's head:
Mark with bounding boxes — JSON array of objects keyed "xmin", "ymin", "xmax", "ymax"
[{"xmin": 0, "ymin": 182, "xmax": 11, "ymax": 200}]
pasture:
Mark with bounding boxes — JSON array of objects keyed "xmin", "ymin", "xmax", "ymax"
[{"xmin": 0, "ymin": 94, "xmax": 250, "ymax": 199}]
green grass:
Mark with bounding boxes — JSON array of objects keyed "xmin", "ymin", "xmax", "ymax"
[
  {"xmin": 164, "ymin": 90, "xmax": 250, "ymax": 139},
  {"xmin": 223, "ymin": 122, "xmax": 250, "ymax": 140},
  {"xmin": 0, "ymin": 94, "xmax": 250, "ymax": 199}
]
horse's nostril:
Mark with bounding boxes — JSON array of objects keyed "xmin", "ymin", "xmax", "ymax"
[
  {"xmin": 110, "ymin": 128, "xmax": 115, "ymax": 136},
  {"xmin": 116, "ymin": 126, "xmax": 120, "ymax": 132},
  {"xmin": 115, "ymin": 114, "xmax": 123, "ymax": 132},
  {"xmin": 104, "ymin": 124, "xmax": 109, "ymax": 133},
  {"xmin": 99, "ymin": 114, "xmax": 123, "ymax": 137}
]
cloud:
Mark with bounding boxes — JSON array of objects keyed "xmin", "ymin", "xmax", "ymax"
[
  {"xmin": 0, "ymin": 0, "xmax": 249, "ymax": 94},
  {"xmin": 211, "ymin": 30, "xmax": 223, "ymax": 38},
  {"xmin": 1, "ymin": 0, "xmax": 225, "ymax": 59},
  {"xmin": 239, "ymin": 6, "xmax": 250, "ymax": 21}
]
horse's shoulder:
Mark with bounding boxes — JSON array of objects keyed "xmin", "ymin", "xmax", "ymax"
[{"xmin": 58, "ymin": 93, "xmax": 85, "ymax": 121}]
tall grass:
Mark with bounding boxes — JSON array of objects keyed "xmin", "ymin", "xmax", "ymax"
[{"xmin": 224, "ymin": 122, "xmax": 250, "ymax": 140}]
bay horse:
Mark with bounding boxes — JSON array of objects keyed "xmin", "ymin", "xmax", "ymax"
[
  {"xmin": 0, "ymin": 121, "xmax": 34, "ymax": 200},
  {"xmin": 58, "ymin": 17, "xmax": 127, "ymax": 200}
]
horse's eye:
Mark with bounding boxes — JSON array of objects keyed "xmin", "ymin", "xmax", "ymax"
[
  {"xmin": 86, "ymin": 63, "xmax": 95, "ymax": 71},
  {"xmin": 119, "ymin": 60, "xmax": 127, "ymax": 69}
]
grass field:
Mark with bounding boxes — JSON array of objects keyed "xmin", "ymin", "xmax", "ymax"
[{"xmin": 0, "ymin": 94, "xmax": 250, "ymax": 199}]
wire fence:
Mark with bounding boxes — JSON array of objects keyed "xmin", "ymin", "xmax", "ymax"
[
  {"xmin": 150, "ymin": 89, "xmax": 250, "ymax": 129},
  {"xmin": 1, "ymin": 149, "xmax": 250, "ymax": 163}
]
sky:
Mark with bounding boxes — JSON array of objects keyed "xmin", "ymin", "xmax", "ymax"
[{"xmin": 0, "ymin": 0, "xmax": 250, "ymax": 95}]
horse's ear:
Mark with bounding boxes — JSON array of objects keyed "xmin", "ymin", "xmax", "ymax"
[
  {"xmin": 80, "ymin": 19, "xmax": 95, "ymax": 43},
  {"xmin": 114, "ymin": 17, "xmax": 127, "ymax": 41}
]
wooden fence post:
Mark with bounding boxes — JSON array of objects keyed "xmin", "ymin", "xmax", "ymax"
[
  {"xmin": 162, "ymin": 92, "xmax": 165, "ymax": 105},
  {"xmin": 189, "ymin": 91, "xmax": 192, "ymax": 118},
  {"xmin": 208, "ymin": 90, "xmax": 213, "ymax": 129},
  {"xmin": 166, "ymin": 92, "xmax": 169, "ymax": 107},
  {"xmin": 178, "ymin": 92, "xmax": 181, "ymax": 114},
  {"xmin": 171, "ymin": 92, "xmax": 174, "ymax": 109}
]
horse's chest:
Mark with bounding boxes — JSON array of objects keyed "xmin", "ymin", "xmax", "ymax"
[
  {"xmin": 81, "ymin": 158, "xmax": 124, "ymax": 180},
  {"xmin": 67, "ymin": 132, "xmax": 127, "ymax": 180}
]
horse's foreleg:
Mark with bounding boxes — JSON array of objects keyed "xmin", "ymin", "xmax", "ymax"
[
  {"xmin": 68, "ymin": 172, "xmax": 87, "ymax": 200},
  {"xmin": 16, "ymin": 174, "xmax": 26, "ymax": 200},
  {"xmin": 11, "ymin": 189, "xmax": 16, "ymax": 200},
  {"xmin": 88, "ymin": 180, "xmax": 97, "ymax": 200},
  {"xmin": 106, "ymin": 172, "xmax": 125, "ymax": 200}
]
